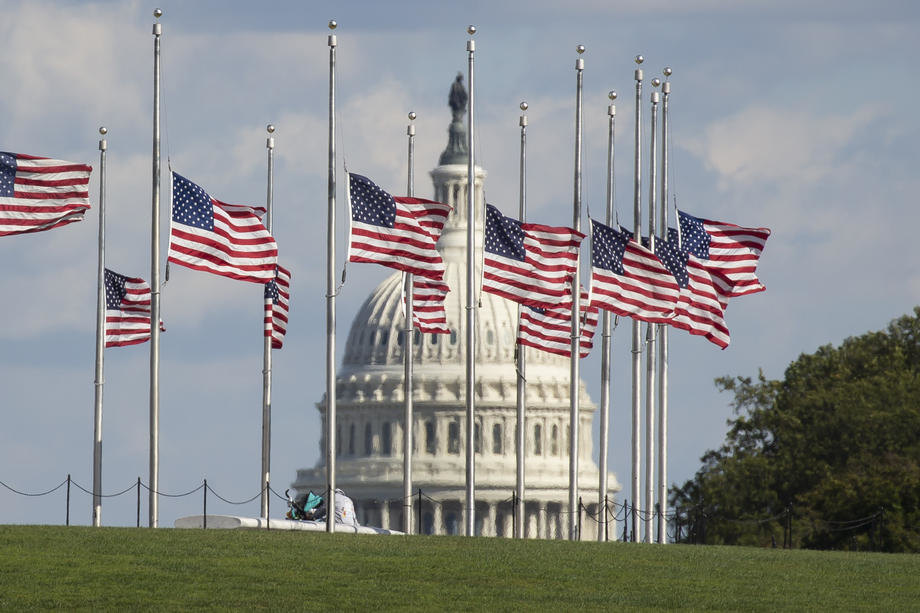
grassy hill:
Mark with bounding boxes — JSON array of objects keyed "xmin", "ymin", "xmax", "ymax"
[{"xmin": 1, "ymin": 525, "xmax": 917, "ymax": 610}]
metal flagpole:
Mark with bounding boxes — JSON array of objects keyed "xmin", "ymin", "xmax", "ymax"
[
  {"xmin": 325, "ymin": 19, "xmax": 338, "ymax": 534},
  {"xmin": 149, "ymin": 8, "xmax": 163, "ymax": 529},
  {"xmin": 598, "ymin": 91, "xmax": 616, "ymax": 542},
  {"xmin": 644, "ymin": 79, "xmax": 661, "ymax": 543},
  {"xmin": 514, "ymin": 100, "xmax": 528, "ymax": 540},
  {"xmin": 260, "ymin": 124, "xmax": 275, "ymax": 520},
  {"xmin": 569, "ymin": 44, "xmax": 585, "ymax": 541},
  {"xmin": 464, "ymin": 24, "xmax": 477, "ymax": 538},
  {"xmin": 657, "ymin": 67, "xmax": 672, "ymax": 544},
  {"xmin": 403, "ymin": 111, "xmax": 417, "ymax": 535},
  {"xmin": 92, "ymin": 126, "xmax": 108, "ymax": 528},
  {"xmin": 630, "ymin": 54, "xmax": 643, "ymax": 542}
]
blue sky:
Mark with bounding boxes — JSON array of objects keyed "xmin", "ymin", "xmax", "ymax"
[{"xmin": 2, "ymin": 0, "xmax": 918, "ymax": 528}]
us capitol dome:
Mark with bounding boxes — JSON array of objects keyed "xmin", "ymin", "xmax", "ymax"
[{"xmin": 292, "ymin": 75, "xmax": 620, "ymax": 539}]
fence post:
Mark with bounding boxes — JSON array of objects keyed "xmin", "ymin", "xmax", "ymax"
[
  {"xmin": 417, "ymin": 488, "xmax": 422, "ymax": 536},
  {"xmin": 512, "ymin": 491, "xmax": 516, "ymax": 539},
  {"xmin": 604, "ymin": 494, "xmax": 609, "ymax": 542},
  {"xmin": 65, "ymin": 474, "xmax": 71, "ymax": 526},
  {"xmin": 136, "ymin": 477, "xmax": 141, "ymax": 528},
  {"xmin": 266, "ymin": 480, "xmax": 270, "ymax": 531},
  {"xmin": 577, "ymin": 496, "xmax": 583, "ymax": 541},
  {"xmin": 622, "ymin": 500, "xmax": 629, "ymax": 542},
  {"xmin": 203, "ymin": 479, "xmax": 207, "ymax": 530}
]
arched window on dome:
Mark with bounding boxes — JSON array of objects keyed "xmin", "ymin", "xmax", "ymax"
[
  {"xmin": 450, "ymin": 330, "xmax": 457, "ymax": 345},
  {"xmin": 382, "ymin": 422, "xmax": 392, "ymax": 456},
  {"xmin": 486, "ymin": 329, "xmax": 494, "ymax": 345},
  {"xmin": 364, "ymin": 423, "xmax": 373, "ymax": 456},
  {"xmin": 414, "ymin": 329, "xmax": 421, "ymax": 346},
  {"xmin": 348, "ymin": 423, "xmax": 356, "ymax": 455},
  {"xmin": 492, "ymin": 423, "xmax": 502, "ymax": 454},
  {"xmin": 474, "ymin": 421, "xmax": 482, "ymax": 454},
  {"xmin": 425, "ymin": 420, "xmax": 437, "ymax": 454},
  {"xmin": 379, "ymin": 330, "xmax": 389, "ymax": 346},
  {"xmin": 430, "ymin": 334, "xmax": 438, "ymax": 345},
  {"xmin": 551, "ymin": 424, "xmax": 559, "ymax": 456},
  {"xmin": 533, "ymin": 423, "xmax": 542, "ymax": 456},
  {"xmin": 448, "ymin": 421, "xmax": 460, "ymax": 454}
]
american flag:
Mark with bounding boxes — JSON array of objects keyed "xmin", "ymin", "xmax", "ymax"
[
  {"xmin": 348, "ymin": 173, "xmax": 451, "ymax": 282},
  {"xmin": 655, "ymin": 230, "xmax": 731, "ymax": 349},
  {"xmin": 589, "ymin": 219, "xmax": 679, "ymax": 324},
  {"xmin": 168, "ymin": 172, "xmax": 278, "ymax": 283},
  {"xmin": 677, "ymin": 210, "xmax": 770, "ymax": 298},
  {"xmin": 1, "ymin": 152, "xmax": 91, "ymax": 237},
  {"xmin": 407, "ymin": 276, "xmax": 450, "ymax": 335},
  {"xmin": 104, "ymin": 269, "xmax": 163, "ymax": 348},
  {"xmin": 518, "ymin": 288, "xmax": 598, "ymax": 358},
  {"xmin": 482, "ymin": 204, "xmax": 584, "ymax": 309},
  {"xmin": 264, "ymin": 264, "xmax": 291, "ymax": 349}
]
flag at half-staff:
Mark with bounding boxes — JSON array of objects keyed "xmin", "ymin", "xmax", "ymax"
[
  {"xmin": 589, "ymin": 218, "xmax": 679, "ymax": 324},
  {"xmin": 167, "ymin": 171, "xmax": 278, "ymax": 283},
  {"xmin": 518, "ymin": 287, "xmax": 598, "ymax": 358},
  {"xmin": 1, "ymin": 152, "xmax": 92, "ymax": 237},
  {"xmin": 347, "ymin": 172, "xmax": 451, "ymax": 281},
  {"xmin": 654, "ymin": 230, "xmax": 731, "ymax": 349},
  {"xmin": 264, "ymin": 263, "xmax": 291, "ymax": 349},
  {"xmin": 482, "ymin": 204, "xmax": 584, "ymax": 309},
  {"xmin": 677, "ymin": 210, "xmax": 770, "ymax": 298},
  {"xmin": 104, "ymin": 269, "xmax": 165, "ymax": 348},
  {"xmin": 406, "ymin": 276, "xmax": 450, "ymax": 335}
]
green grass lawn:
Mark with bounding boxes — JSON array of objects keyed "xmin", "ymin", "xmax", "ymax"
[{"xmin": 0, "ymin": 525, "xmax": 917, "ymax": 611}]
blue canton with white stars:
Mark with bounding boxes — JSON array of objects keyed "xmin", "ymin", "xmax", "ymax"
[
  {"xmin": 265, "ymin": 278, "xmax": 279, "ymax": 303},
  {"xmin": 104, "ymin": 269, "xmax": 128, "ymax": 309},
  {"xmin": 172, "ymin": 172, "xmax": 215, "ymax": 231},
  {"xmin": 678, "ymin": 210, "xmax": 710, "ymax": 260},
  {"xmin": 350, "ymin": 173, "xmax": 396, "ymax": 228},
  {"xmin": 484, "ymin": 204, "xmax": 525, "ymax": 260},
  {"xmin": 656, "ymin": 229, "xmax": 690, "ymax": 288},
  {"xmin": 0, "ymin": 152, "xmax": 17, "ymax": 197},
  {"xmin": 591, "ymin": 219, "xmax": 628, "ymax": 275}
]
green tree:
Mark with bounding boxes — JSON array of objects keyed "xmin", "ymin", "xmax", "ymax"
[{"xmin": 671, "ymin": 308, "xmax": 920, "ymax": 552}]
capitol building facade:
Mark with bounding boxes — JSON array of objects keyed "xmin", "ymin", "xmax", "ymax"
[{"xmin": 292, "ymin": 78, "xmax": 620, "ymax": 539}]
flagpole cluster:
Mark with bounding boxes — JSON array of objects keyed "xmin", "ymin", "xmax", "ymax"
[
  {"xmin": 92, "ymin": 126, "xmax": 108, "ymax": 528},
  {"xmin": 149, "ymin": 8, "xmax": 163, "ymax": 529},
  {"xmin": 464, "ymin": 24, "xmax": 477, "ymax": 538}
]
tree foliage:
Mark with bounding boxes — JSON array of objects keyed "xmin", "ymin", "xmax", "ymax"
[{"xmin": 671, "ymin": 308, "xmax": 920, "ymax": 552}]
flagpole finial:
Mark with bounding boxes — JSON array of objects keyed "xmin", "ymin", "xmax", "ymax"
[
  {"xmin": 576, "ymin": 44, "xmax": 585, "ymax": 54},
  {"xmin": 99, "ymin": 126, "xmax": 107, "ymax": 135},
  {"xmin": 663, "ymin": 66, "xmax": 672, "ymax": 77},
  {"xmin": 608, "ymin": 91, "xmax": 616, "ymax": 117},
  {"xmin": 519, "ymin": 101, "xmax": 528, "ymax": 127},
  {"xmin": 635, "ymin": 54, "xmax": 644, "ymax": 65},
  {"xmin": 266, "ymin": 124, "xmax": 275, "ymax": 150},
  {"xmin": 467, "ymin": 25, "xmax": 477, "ymax": 36},
  {"xmin": 407, "ymin": 111, "xmax": 416, "ymax": 136},
  {"xmin": 520, "ymin": 101, "xmax": 528, "ymax": 111},
  {"xmin": 267, "ymin": 124, "xmax": 275, "ymax": 134},
  {"xmin": 408, "ymin": 111, "xmax": 417, "ymax": 121},
  {"xmin": 651, "ymin": 78, "xmax": 661, "ymax": 88},
  {"xmin": 153, "ymin": 8, "xmax": 162, "ymax": 18},
  {"xmin": 99, "ymin": 126, "xmax": 107, "ymax": 151},
  {"xmin": 328, "ymin": 20, "xmax": 337, "ymax": 30}
]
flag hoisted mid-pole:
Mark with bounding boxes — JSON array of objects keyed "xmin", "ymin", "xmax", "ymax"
[
  {"xmin": 325, "ymin": 19, "xmax": 338, "ymax": 534},
  {"xmin": 514, "ymin": 100, "xmax": 528, "ymax": 540},
  {"xmin": 149, "ymin": 8, "xmax": 163, "ymax": 529},
  {"xmin": 92, "ymin": 126, "xmax": 108, "ymax": 528},
  {"xmin": 403, "ymin": 111, "xmax": 417, "ymax": 535},
  {"xmin": 645, "ymin": 79, "xmax": 661, "ymax": 544},
  {"xmin": 464, "ymin": 24, "xmax": 477, "ymax": 538},
  {"xmin": 630, "ymin": 54, "xmax": 644, "ymax": 542},
  {"xmin": 569, "ymin": 44, "xmax": 585, "ymax": 541},
  {"xmin": 260, "ymin": 124, "xmax": 275, "ymax": 520},
  {"xmin": 657, "ymin": 67, "xmax": 672, "ymax": 545},
  {"xmin": 598, "ymin": 91, "xmax": 616, "ymax": 542}
]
